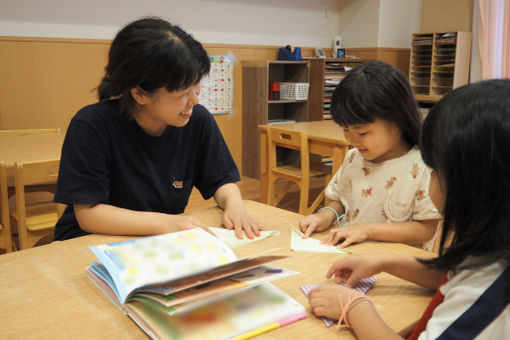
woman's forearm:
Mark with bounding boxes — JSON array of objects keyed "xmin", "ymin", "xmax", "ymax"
[
  {"xmin": 214, "ymin": 183, "xmax": 243, "ymax": 209},
  {"xmin": 74, "ymin": 204, "xmax": 202, "ymax": 236}
]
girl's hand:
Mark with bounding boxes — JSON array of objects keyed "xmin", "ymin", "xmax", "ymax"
[
  {"xmin": 222, "ymin": 202, "xmax": 263, "ymax": 240},
  {"xmin": 308, "ymin": 284, "xmax": 363, "ymax": 320},
  {"xmin": 299, "ymin": 213, "xmax": 332, "ymax": 238},
  {"xmin": 326, "ymin": 254, "xmax": 383, "ymax": 287},
  {"xmin": 321, "ymin": 223, "xmax": 371, "ymax": 248}
]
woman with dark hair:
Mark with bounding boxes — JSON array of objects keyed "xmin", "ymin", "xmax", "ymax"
[
  {"xmin": 299, "ymin": 60, "xmax": 440, "ymax": 251},
  {"xmin": 54, "ymin": 17, "xmax": 261, "ymax": 240},
  {"xmin": 308, "ymin": 79, "xmax": 510, "ymax": 339}
]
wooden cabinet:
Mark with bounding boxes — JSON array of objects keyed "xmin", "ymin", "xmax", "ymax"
[
  {"xmin": 242, "ymin": 60, "xmax": 310, "ymax": 179},
  {"xmin": 410, "ymin": 31, "xmax": 471, "ymax": 103},
  {"xmin": 309, "ymin": 58, "xmax": 368, "ymax": 121}
]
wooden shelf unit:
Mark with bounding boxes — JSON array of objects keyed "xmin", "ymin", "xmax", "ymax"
[
  {"xmin": 242, "ymin": 60, "xmax": 310, "ymax": 179},
  {"xmin": 309, "ymin": 58, "xmax": 368, "ymax": 121},
  {"xmin": 410, "ymin": 31, "xmax": 471, "ymax": 103}
]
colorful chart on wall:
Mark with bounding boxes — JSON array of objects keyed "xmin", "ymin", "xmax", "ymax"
[{"xmin": 199, "ymin": 55, "xmax": 234, "ymax": 114}]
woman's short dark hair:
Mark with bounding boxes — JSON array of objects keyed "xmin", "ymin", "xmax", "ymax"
[
  {"xmin": 420, "ymin": 79, "xmax": 510, "ymax": 271},
  {"xmin": 97, "ymin": 17, "xmax": 210, "ymax": 117},
  {"xmin": 330, "ymin": 60, "xmax": 422, "ymax": 146}
]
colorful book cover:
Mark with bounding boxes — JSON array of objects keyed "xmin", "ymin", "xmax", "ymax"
[{"xmin": 124, "ymin": 282, "xmax": 307, "ymax": 340}]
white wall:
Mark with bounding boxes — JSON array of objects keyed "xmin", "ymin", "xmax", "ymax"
[
  {"xmin": 337, "ymin": 0, "xmax": 421, "ymax": 48},
  {"xmin": 337, "ymin": 0, "xmax": 381, "ymax": 48},
  {"xmin": 378, "ymin": 0, "xmax": 422, "ymax": 48},
  {"xmin": 470, "ymin": 0, "xmax": 481, "ymax": 82},
  {"xmin": 0, "ymin": 0, "xmax": 341, "ymax": 48}
]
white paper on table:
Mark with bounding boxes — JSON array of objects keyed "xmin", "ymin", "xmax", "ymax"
[
  {"xmin": 290, "ymin": 227, "xmax": 348, "ymax": 253},
  {"xmin": 209, "ymin": 227, "xmax": 280, "ymax": 248}
]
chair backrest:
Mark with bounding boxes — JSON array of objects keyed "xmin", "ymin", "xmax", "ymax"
[
  {"xmin": 0, "ymin": 161, "xmax": 12, "ymax": 252},
  {"xmin": 268, "ymin": 126, "xmax": 309, "ymax": 173},
  {"xmin": 13, "ymin": 159, "xmax": 60, "ymax": 249},
  {"xmin": 15, "ymin": 160, "xmax": 60, "ymax": 187},
  {"xmin": 14, "ymin": 159, "xmax": 60, "ymax": 209},
  {"xmin": 0, "ymin": 128, "xmax": 61, "ymax": 136}
]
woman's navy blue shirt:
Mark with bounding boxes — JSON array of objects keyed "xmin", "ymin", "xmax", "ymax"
[{"xmin": 54, "ymin": 100, "xmax": 240, "ymax": 240}]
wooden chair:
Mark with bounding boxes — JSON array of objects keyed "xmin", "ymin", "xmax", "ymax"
[
  {"xmin": 10, "ymin": 159, "xmax": 60, "ymax": 250},
  {"xmin": 266, "ymin": 126, "xmax": 331, "ymax": 215},
  {"xmin": 0, "ymin": 162, "xmax": 13, "ymax": 253},
  {"xmin": 0, "ymin": 128, "xmax": 61, "ymax": 136}
]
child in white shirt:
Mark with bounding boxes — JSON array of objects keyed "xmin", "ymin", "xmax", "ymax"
[
  {"xmin": 308, "ymin": 79, "xmax": 510, "ymax": 340},
  {"xmin": 299, "ymin": 60, "xmax": 440, "ymax": 250}
]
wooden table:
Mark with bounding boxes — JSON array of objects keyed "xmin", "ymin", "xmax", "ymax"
[
  {"xmin": 0, "ymin": 200, "xmax": 434, "ymax": 339},
  {"xmin": 258, "ymin": 120, "xmax": 350, "ymax": 204},
  {"xmin": 0, "ymin": 132, "xmax": 65, "ymax": 185}
]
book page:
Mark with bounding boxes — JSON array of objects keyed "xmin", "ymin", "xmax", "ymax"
[
  {"xmin": 138, "ymin": 254, "xmax": 287, "ymax": 296},
  {"xmin": 131, "ymin": 265, "xmax": 297, "ymax": 309},
  {"xmin": 89, "ymin": 228, "xmax": 238, "ymax": 303},
  {"xmin": 209, "ymin": 227, "xmax": 280, "ymax": 247},
  {"xmin": 290, "ymin": 227, "xmax": 349, "ymax": 254}
]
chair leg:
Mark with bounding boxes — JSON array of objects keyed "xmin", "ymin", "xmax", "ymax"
[
  {"xmin": 267, "ymin": 176, "xmax": 276, "ymax": 207},
  {"xmin": 308, "ymin": 190, "xmax": 325, "ymax": 215},
  {"xmin": 275, "ymin": 181, "xmax": 293, "ymax": 206},
  {"xmin": 324, "ymin": 174, "xmax": 332, "ymax": 206},
  {"xmin": 298, "ymin": 182, "xmax": 309, "ymax": 215}
]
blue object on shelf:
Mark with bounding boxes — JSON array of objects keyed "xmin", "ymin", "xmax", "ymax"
[{"xmin": 278, "ymin": 46, "xmax": 302, "ymax": 61}]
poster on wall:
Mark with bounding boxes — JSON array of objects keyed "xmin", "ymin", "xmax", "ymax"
[{"xmin": 199, "ymin": 55, "xmax": 234, "ymax": 114}]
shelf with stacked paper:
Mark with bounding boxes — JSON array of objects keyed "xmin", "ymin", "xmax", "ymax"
[
  {"xmin": 410, "ymin": 31, "xmax": 471, "ymax": 103},
  {"xmin": 309, "ymin": 58, "xmax": 368, "ymax": 121}
]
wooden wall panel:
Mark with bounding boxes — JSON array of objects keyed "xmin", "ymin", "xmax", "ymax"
[
  {"xmin": 421, "ymin": 0, "xmax": 473, "ymax": 33},
  {"xmin": 347, "ymin": 47, "xmax": 410, "ymax": 75},
  {"xmin": 0, "ymin": 37, "xmax": 405, "ymax": 173},
  {"xmin": 0, "ymin": 37, "xmax": 109, "ymax": 131}
]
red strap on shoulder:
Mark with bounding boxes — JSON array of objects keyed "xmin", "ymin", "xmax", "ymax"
[{"xmin": 407, "ymin": 276, "xmax": 449, "ymax": 340}]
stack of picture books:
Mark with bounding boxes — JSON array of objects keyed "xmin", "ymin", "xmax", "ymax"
[{"xmin": 87, "ymin": 228, "xmax": 306, "ymax": 340}]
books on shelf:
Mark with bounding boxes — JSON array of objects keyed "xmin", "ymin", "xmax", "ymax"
[{"xmin": 87, "ymin": 228, "xmax": 306, "ymax": 340}]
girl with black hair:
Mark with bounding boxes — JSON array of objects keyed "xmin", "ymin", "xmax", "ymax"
[
  {"xmin": 54, "ymin": 17, "xmax": 261, "ymax": 240},
  {"xmin": 300, "ymin": 60, "xmax": 440, "ymax": 251},
  {"xmin": 308, "ymin": 79, "xmax": 510, "ymax": 339}
]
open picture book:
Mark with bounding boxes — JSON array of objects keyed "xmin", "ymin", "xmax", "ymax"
[{"xmin": 87, "ymin": 228, "xmax": 306, "ymax": 340}]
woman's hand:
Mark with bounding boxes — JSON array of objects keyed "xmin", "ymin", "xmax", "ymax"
[
  {"xmin": 326, "ymin": 254, "xmax": 383, "ymax": 287},
  {"xmin": 308, "ymin": 284, "xmax": 363, "ymax": 320},
  {"xmin": 214, "ymin": 183, "xmax": 263, "ymax": 239},
  {"xmin": 222, "ymin": 200, "xmax": 263, "ymax": 239},
  {"xmin": 321, "ymin": 223, "xmax": 372, "ymax": 248}
]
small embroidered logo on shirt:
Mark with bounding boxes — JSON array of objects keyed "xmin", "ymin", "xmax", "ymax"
[{"xmin": 172, "ymin": 180, "xmax": 183, "ymax": 189}]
